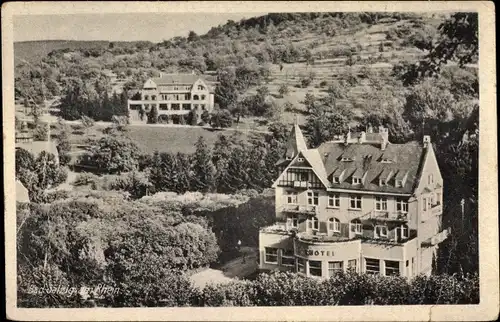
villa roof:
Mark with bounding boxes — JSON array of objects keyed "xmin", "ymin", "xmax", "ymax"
[
  {"xmin": 317, "ymin": 140, "xmax": 424, "ymax": 193},
  {"xmin": 151, "ymin": 74, "xmax": 218, "ymax": 85}
]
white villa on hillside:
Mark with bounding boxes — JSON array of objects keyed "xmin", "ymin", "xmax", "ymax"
[{"xmin": 127, "ymin": 73, "xmax": 218, "ymax": 124}]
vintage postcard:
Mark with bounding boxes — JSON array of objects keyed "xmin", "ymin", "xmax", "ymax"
[{"xmin": 2, "ymin": 1, "xmax": 498, "ymax": 321}]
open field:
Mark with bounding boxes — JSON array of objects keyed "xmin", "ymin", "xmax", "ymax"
[{"xmin": 125, "ymin": 125, "xmax": 265, "ymax": 155}]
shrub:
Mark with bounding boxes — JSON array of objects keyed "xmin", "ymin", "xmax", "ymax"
[
  {"xmin": 210, "ymin": 110, "xmax": 233, "ymax": 128},
  {"xmin": 319, "ymin": 80, "xmax": 328, "ymax": 87},
  {"xmin": 33, "ymin": 123, "xmax": 48, "ymax": 141},
  {"xmin": 300, "ymin": 77, "xmax": 312, "ymax": 88}
]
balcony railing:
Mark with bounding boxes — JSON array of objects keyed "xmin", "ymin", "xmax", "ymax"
[
  {"xmin": 293, "ymin": 181, "xmax": 310, "ymax": 188},
  {"xmin": 281, "ymin": 204, "xmax": 318, "ymax": 215},
  {"xmin": 368, "ymin": 210, "xmax": 409, "ymax": 222},
  {"xmin": 295, "ymin": 232, "xmax": 350, "ymax": 243}
]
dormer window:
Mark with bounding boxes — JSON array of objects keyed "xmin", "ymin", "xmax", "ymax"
[
  {"xmin": 379, "ymin": 179, "xmax": 386, "ymax": 186},
  {"xmin": 286, "ymin": 155, "xmax": 292, "ymax": 160},
  {"xmin": 381, "ymin": 158, "xmax": 393, "ymax": 164},
  {"xmin": 341, "ymin": 157, "xmax": 354, "ymax": 162},
  {"xmin": 333, "ymin": 176, "xmax": 340, "ymax": 183},
  {"xmin": 352, "ymin": 177, "xmax": 361, "ymax": 185},
  {"xmin": 395, "ymin": 179, "xmax": 403, "ymax": 188}
]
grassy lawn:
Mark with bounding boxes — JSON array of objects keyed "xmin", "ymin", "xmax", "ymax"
[{"xmin": 125, "ymin": 125, "xmax": 264, "ymax": 155}]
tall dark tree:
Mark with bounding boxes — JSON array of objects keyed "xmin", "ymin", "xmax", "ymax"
[{"xmin": 190, "ymin": 137, "xmax": 216, "ymax": 193}]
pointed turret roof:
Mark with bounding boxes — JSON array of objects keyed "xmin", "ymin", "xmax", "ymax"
[{"xmin": 276, "ymin": 123, "xmax": 308, "ymax": 166}]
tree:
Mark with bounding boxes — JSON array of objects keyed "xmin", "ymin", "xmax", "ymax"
[
  {"xmin": 267, "ymin": 122, "xmax": 289, "ymax": 143},
  {"xmin": 401, "ymin": 13, "xmax": 478, "ymax": 85},
  {"xmin": 200, "ymin": 110, "xmax": 211, "ymax": 125},
  {"xmin": 215, "ymin": 67, "xmax": 239, "ymax": 110},
  {"xmin": 190, "ymin": 137, "xmax": 216, "ymax": 193},
  {"xmin": 81, "ymin": 136, "xmax": 141, "ymax": 174},
  {"xmin": 56, "ymin": 123, "xmax": 72, "ymax": 165},
  {"xmin": 33, "ymin": 123, "xmax": 49, "ymax": 141},
  {"xmin": 187, "ymin": 30, "xmax": 200, "ymax": 42},
  {"xmin": 147, "ymin": 105, "xmax": 159, "ymax": 124},
  {"xmin": 81, "ymin": 115, "xmax": 95, "ymax": 135},
  {"xmin": 304, "ymin": 109, "xmax": 350, "ymax": 148},
  {"xmin": 15, "ymin": 149, "xmax": 68, "ymax": 202},
  {"xmin": 210, "ymin": 110, "xmax": 233, "ymax": 128},
  {"xmin": 278, "ymin": 84, "xmax": 289, "ymax": 98},
  {"xmin": 303, "ymin": 93, "xmax": 316, "ymax": 113}
]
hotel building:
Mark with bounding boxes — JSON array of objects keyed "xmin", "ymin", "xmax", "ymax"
[
  {"xmin": 127, "ymin": 73, "xmax": 218, "ymax": 124},
  {"xmin": 259, "ymin": 124, "xmax": 450, "ymax": 278}
]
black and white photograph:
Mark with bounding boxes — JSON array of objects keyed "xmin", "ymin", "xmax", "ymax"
[{"xmin": 3, "ymin": 1, "xmax": 498, "ymax": 321}]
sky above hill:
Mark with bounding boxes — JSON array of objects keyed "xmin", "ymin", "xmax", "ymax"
[{"xmin": 14, "ymin": 13, "xmax": 264, "ymax": 43}]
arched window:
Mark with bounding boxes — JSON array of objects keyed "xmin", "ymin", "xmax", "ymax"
[
  {"xmin": 144, "ymin": 95, "xmax": 149, "ymax": 100},
  {"xmin": 198, "ymin": 85, "xmax": 205, "ymax": 90},
  {"xmin": 307, "ymin": 217, "xmax": 319, "ymax": 232},
  {"xmin": 201, "ymin": 94, "xmax": 206, "ymax": 100},
  {"xmin": 350, "ymin": 219, "xmax": 362, "ymax": 235},
  {"xmin": 152, "ymin": 95, "xmax": 156, "ymax": 100},
  {"xmin": 193, "ymin": 95, "xmax": 199, "ymax": 100},
  {"xmin": 328, "ymin": 218, "xmax": 341, "ymax": 233}
]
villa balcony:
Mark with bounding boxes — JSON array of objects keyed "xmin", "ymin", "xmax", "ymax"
[
  {"xmin": 295, "ymin": 231, "xmax": 351, "ymax": 243},
  {"xmin": 280, "ymin": 204, "xmax": 318, "ymax": 215},
  {"xmin": 367, "ymin": 210, "xmax": 409, "ymax": 222},
  {"xmin": 293, "ymin": 181, "xmax": 310, "ymax": 189}
]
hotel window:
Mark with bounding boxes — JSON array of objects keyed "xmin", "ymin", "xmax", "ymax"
[
  {"xmin": 436, "ymin": 192, "xmax": 441, "ymax": 205},
  {"xmin": 328, "ymin": 193, "xmax": 340, "ymax": 207},
  {"xmin": 375, "ymin": 196, "xmax": 388, "ymax": 211},
  {"xmin": 349, "ymin": 195, "xmax": 362, "ymax": 209},
  {"xmin": 374, "ymin": 225, "xmax": 388, "ymax": 238},
  {"xmin": 423, "ymin": 197, "xmax": 428, "ymax": 211},
  {"xmin": 298, "ymin": 172, "xmax": 308, "ymax": 182},
  {"xmin": 350, "ymin": 219, "xmax": 362, "ymax": 235},
  {"xmin": 287, "ymin": 214, "xmax": 298, "ymax": 229},
  {"xmin": 286, "ymin": 191, "xmax": 298, "ymax": 204},
  {"xmin": 395, "ymin": 179, "xmax": 403, "ymax": 188},
  {"xmin": 264, "ymin": 247, "xmax": 278, "ymax": 264},
  {"xmin": 328, "ymin": 218, "xmax": 341, "ymax": 233},
  {"xmin": 352, "ymin": 177, "xmax": 361, "ymax": 185},
  {"xmin": 396, "ymin": 198, "xmax": 408, "ymax": 213},
  {"xmin": 307, "ymin": 191, "xmax": 319, "ymax": 205},
  {"xmin": 398, "ymin": 224, "xmax": 409, "ymax": 239},
  {"xmin": 144, "ymin": 95, "xmax": 149, "ymax": 100},
  {"xmin": 281, "ymin": 249, "xmax": 295, "ymax": 267},
  {"xmin": 297, "ymin": 157, "xmax": 304, "ymax": 162},
  {"xmin": 297, "ymin": 258, "xmax": 306, "ymax": 273},
  {"xmin": 348, "ymin": 259, "xmax": 357, "ymax": 271},
  {"xmin": 193, "ymin": 95, "xmax": 199, "ymax": 100},
  {"xmin": 332, "ymin": 176, "xmax": 340, "ymax": 183},
  {"xmin": 201, "ymin": 94, "xmax": 206, "ymax": 100},
  {"xmin": 385, "ymin": 260, "xmax": 400, "ymax": 276},
  {"xmin": 308, "ymin": 217, "xmax": 319, "ymax": 231},
  {"xmin": 198, "ymin": 85, "xmax": 205, "ymax": 90},
  {"xmin": 365, "ymin": 258, "xmax": 380, "ymax": 275},
  {"xmin": 309, "ymin": 260, "xmax": 322, "ymax": 277},
  {"xmin": 428, "ymin": 174, "xmax": 434, "ymax": 185},
  {"xmin": 328, "ymin": 261, "xmax": 343, "ymax": 276}
]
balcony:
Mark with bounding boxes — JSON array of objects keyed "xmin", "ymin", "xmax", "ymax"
[
  {"xmin": 368, "ymin": 210, "xmax": 409, "ymax": 222},
  {"xmin": 293, "ymin": 181, "xmax": 310, "ymax": 189},
  {"xmin": 260, "ymin": 222, "xmax": 289, "ymax": 235},
  {"xmin": 280, "ymin": 204, "xmax": 318, "ymax": 215},
  {"xmin": 295, "ymin": 231, "xmax": 350, "ymax": 243}
]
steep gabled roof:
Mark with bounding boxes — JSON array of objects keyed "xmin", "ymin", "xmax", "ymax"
[
  {"xmin": 317, "ymin": 141, "xmax": 425, "ymax": 194},
  {"xmin": 277, "ymin": 124, "xmax": 308, "ymax": 166}
]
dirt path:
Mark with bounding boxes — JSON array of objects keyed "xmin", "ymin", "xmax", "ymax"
[{"xmin": 190, "ymin": 247, "xmax": 258, "ymax": 289}]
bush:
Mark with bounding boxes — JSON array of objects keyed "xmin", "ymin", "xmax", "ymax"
[
  {"xmin": 210, "ymin": 110, "xmax": 233, "ymax": 128},
  {"xmin": 73, "ymin": 172, "xmax": 99, "ymax": 189},
  {"xmin": 33, "ymin": 123, "xmax": 48, "ymax": 141},
  {"xmin": 300, "ymin": 77, "xmax": 312, "ymax": 88},
  {"xmin": 319, "ymin": 80, "xmax": 328, "ymax": 87}
]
